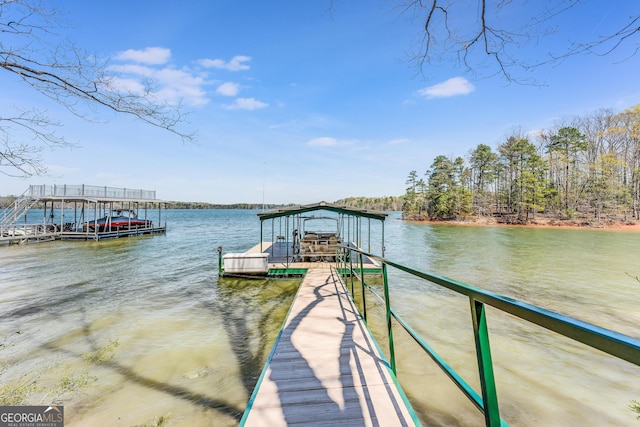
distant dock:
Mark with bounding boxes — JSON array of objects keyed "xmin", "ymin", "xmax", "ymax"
[{"xmin": 0, "ymin": 184, "xmax": 166, "ymax": 245}]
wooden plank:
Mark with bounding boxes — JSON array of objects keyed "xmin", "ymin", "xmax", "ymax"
[
  {"xmin": 246, "ymin": 241, "xmax": 273, "ymax": 253},
  {"xmin": 242, "ymin": 268, "xmax": 418, "ymax": 427}
]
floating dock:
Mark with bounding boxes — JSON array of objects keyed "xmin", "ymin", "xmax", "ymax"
[
  {"xmin": 240, "ymin": 267, "xmax": 419, "ymax": 426},
  {"xmin": 244, "ymin": 241, "xmax": 383, "ymax": 276},
  {"xmin": 220, "ymin": 202, "xmax": 388, "ymax": 277}
]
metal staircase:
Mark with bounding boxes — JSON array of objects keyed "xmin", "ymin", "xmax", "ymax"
[{"xmin": 0, "ymin": 192, "xmax": 38, "ymax": 227}]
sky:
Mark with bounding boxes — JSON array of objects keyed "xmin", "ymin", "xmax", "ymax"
[{"xmin": 1, "ymin": 1, "xmax": 639, "ymax": 204}]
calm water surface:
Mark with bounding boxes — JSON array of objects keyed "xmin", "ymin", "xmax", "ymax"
[{"xmin": 1, "ymin": 210, "xmax": 639, "ymax": 426}]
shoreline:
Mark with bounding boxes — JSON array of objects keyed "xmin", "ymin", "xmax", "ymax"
[{"xmin": 403, "ymin": 216, "xmax": 640, "ymax": 231}]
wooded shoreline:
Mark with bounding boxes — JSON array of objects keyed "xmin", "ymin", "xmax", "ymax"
[
  {"xmin": 403, "ymin": 214, "xmax": 640, "ymax": 231},
  {"xmin": 403, "ymin": 106, "xmax": 640, "ymax": 228}
]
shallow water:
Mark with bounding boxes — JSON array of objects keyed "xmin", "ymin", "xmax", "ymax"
[
  {"xmin": 1, "ymin": 210, "xmax": 639, "ymax": 425},
  {"xmin": 374, "ymin": 220, "xmax": 640, "ymax": 426}
]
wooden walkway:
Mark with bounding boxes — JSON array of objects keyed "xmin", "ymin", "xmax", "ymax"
[{"xmin": 241, "ymin": 268, "xmax": 418, "ymax": 426}]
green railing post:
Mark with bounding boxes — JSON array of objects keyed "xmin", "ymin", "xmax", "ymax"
[
  {"xmin": 382, "ymin": 262, "xmax": 396, "ymax": 375},
  {"xmin": 359, "ymin": 252, "xmax": 367, "ymax": 322},
  {"xmin": 470, "ymin": 298, "xmax": 502, "ymax": 427},
  {"xmin": 349, "ymin": 248, "xmax": 355, "ymax": 295}
]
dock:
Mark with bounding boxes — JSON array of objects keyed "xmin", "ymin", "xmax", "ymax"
[
  {"xmin": 244, "ymin": 241, "xmax": 383, "ymax": 275},
  {"xmin": 241, "ymin": 268, "xmax": 419, "ymax": 426},
  {"xmin": 1, "ymin": 184, "xmax": 166, "ymax": 245}
]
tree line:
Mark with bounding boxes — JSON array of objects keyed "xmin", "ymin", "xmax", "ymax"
[
  {"xmin": 403, "ymin": 105, "xmax": 640, "ymax": 224},
  {"xmin": 334, "ymin": 196, "xmax": 403, "ymax": 211},
  {"xmin": 0, "ymin": 195, "xmax": 402, "ymax": 211}
]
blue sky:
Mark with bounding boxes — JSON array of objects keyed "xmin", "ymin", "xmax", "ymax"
[{"xmin": 1, "ymin": 1, "xmax": 639, "ymax": 203}]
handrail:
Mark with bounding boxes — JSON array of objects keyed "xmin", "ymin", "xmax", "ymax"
[
  {"xmin": 336, "ymin": 246, "xmax": 640, "ymax": 427},
  {"xmin": 0, "ymin": 191, "xmax": 37, "ymax": 226},
  {"xmin": 28, "ymin": 184, "xmax": 157, "ymax": 200}
]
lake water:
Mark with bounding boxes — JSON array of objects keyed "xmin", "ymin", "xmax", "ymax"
[{"xmin": 1, "ymin": 209, "xmax": 639, "ymax": 426}]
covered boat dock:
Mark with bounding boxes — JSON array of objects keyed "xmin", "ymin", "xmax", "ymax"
[
  {"xmin": 0, "ymin": 184, "xmax": 166, "ymax": 244},
  {"xmin": 220, "ymin": 202, "xmax": 388, "ymax": 277}
]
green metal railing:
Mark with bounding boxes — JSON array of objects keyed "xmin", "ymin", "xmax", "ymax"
[{"xmin": 337, "ymin": 246, "xmax": 640, "ymax": 427}]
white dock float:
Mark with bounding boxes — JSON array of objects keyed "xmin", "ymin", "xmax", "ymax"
[
  {"xmin": 222, "ymin": 252, "xmax": 270, "ymax": 274},
  {"xmin": 241, "ymin": 268, "xmax": 419, "ymax": 426}
]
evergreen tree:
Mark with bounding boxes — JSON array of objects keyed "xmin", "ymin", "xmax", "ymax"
[
  {"xmin": 469, "ymin": 144, "xmax": 499, "ymax": 216},
  {"xmin": 498, "ymin": 136, "xmax": 548, "ymax": 221},
  {"xmin": 425, "ymin": 155, "xmax": 472, "ymax": 220},
  {"xmin": 547, "ymin": 127, "xmax": 588, "ymax": 217}
]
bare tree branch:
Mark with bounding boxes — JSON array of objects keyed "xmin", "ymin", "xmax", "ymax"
[
  {"xmin": 0, "ymin": 0, "xmax": 194, "ymax": 178},
  {"xmin": 0, "ymin": 108, "xmax": 76, "ymax": 177},
  {"xmin": 404, "ymin": 0, "xmax": 639, "ymax": 83},
  {"xmin": 536, "ymin": 16, "xmax": 640, "ymax": 67}
]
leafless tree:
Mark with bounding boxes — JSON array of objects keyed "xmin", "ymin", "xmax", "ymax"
[
  {"xmin": 0, "ymin": 0, "xmax": 193, "ymax": 177},
  {"xmin": 402, "ymin": 0, "xmax": 640, "ymax": 82}
]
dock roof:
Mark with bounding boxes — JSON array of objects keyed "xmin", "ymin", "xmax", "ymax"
[{"xmin": 257, "ymin": 201, "xmax": 388, "ymax": 221}]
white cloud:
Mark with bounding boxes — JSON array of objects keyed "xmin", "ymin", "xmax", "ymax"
[
  {"xmin": 388, "ymin": 138, "xmax": 410, "ymax": 145},
  {"xmin": 307, "ymin": 137, "xmax": 353, "ymax": 147},
  {"xmin": 115, "ymin": 47, "xmax": 171, "ymax": 65},
  {"xmin": 108, "ymin": 62, "xmax": 208, "ymax": 106},
  {"xmin": 308, "ymin": 137, "xmax": 338, "ymax": 147},
  {"xmin": 199, "ymin": 55, "xmax": 251, "ymax": 71},
  {"xmin": 225, "ymin": 97, "xmax": 268, "ymax": 110},
  {"xmin": 108, "ymin": 76, "xmax": 146, "ymax": 94},
  {"xmin": 216, "ymin": 82, "xmax": 240, "ymax": 96},
  {"xmin": 418, "ymin": 77, "xmax": 475, "ymax": 98},
  {"xmin": 108, "ymin": 49, "xmax": 260, "ymax": 108},
  {"xmin": 153, "ymin": 68, "xmax": 208, "ymax": 106},
  {"xmin": 108, "ymin": 63, "xmax": 153, "ymax": 76}
]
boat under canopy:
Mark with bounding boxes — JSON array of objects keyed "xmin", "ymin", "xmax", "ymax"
[
  {"xmin": 221, "ymin": 201, "xmax": 387, "ymax": 277},
  {"xmin": 83, "ymin": 209, "xmax": 153, "ymax": 232}
]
